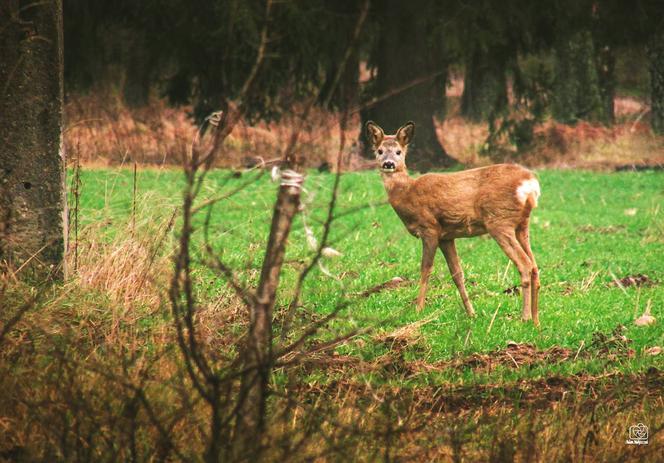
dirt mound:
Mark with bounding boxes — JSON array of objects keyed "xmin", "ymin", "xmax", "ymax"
[
  {"xmin": 421, "ymin": 368, "xmax": 663, "ymax": 413},
  {"xmin": 301, "ymin": 367, "xmax": 663, "ymax": 414},
  {"xmin": 450, "ymin": 342, "xmax": 573, "ymax": 371}
]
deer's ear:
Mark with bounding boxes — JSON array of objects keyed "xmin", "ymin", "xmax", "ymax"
[
  {"xmin": 365, "ymin": 121, "xmax": 384, "ymax": 148},
  {"xmin": 396, "ymin": 121, "xmax": 415, "ymax": 146}
]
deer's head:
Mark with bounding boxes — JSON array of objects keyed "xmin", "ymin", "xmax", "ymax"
[{"xmin": 365, "ymin": 121, "xmax": 415, "ymax": 173}]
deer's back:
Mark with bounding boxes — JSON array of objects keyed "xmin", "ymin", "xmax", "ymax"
[{"xmin": 390, "ymin": 164, "xmax": 537, "ymax": 239}]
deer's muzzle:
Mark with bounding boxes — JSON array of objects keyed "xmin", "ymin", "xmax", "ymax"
[{"xmin": 381, "ymin": 161, "xmax": 396, "ymax": 171}]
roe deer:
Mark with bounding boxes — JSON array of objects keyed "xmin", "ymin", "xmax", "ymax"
[{"xmin": 366, "ymin": 121, "xmax": 541, "ymax": 325}]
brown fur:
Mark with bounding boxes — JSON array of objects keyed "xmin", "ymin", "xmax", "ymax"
[{"xmin": 366, "ymin": 121, "xmax": 541, "ymax": 325}]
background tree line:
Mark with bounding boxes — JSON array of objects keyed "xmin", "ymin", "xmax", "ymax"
[{"xmin": 63, "ymin": 0, "xmax": 664, "ymax": 170}]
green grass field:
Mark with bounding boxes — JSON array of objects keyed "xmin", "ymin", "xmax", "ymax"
[
  {"xmin": 3, "ymin": 166, "xmax": 662, "ymax": 460},
  {"xmin": 76, "ymin": 167, "xmax": 664, "ymax": 384}
]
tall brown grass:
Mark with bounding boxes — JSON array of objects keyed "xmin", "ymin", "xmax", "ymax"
[
  {"xmin": 65, "ymin": 90, "xmax": 664, "ymax": 171},
  {"xmin": 65, "ymin": 91, "xmax": 364, "ymax": 170}
]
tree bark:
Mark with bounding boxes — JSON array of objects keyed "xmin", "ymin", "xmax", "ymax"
[
  {"xmin": 648, "ymin": 30, "xmax": 664, "ymax": 135},
  {"xmin": 551, "ymin": 29, "xmax": 606, "ymax": 124},
  {"xmin": 0, "ymin": 0, "xmax": 67, "ymax": 279},
  {"xmin": 123, "ymin": 31, "xmax": 152, "ymax": 108},
  {"xmin": 361, "ymin": 0, "xmax": 455, "ymax": 171},
  {"xmin": 317, "ymin": 0, "xmax": 362, "ymax": 111},
  {"xmin": 596, "ymin": 44, "xmax": 616, "ymax": 124},
  {"xmin": 461, "ymin": 44, "xmax": 508, "ymax": 122},
  {"xmin": 319, "ymin": 49, "xmax": 360, "ymax": 110},
  {"xmin": 233, "ymin": 159, "xmax": 302, "ymax": 458}
]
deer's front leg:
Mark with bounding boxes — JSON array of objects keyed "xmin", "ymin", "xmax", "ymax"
[
  {"xmin": 439, "ymin": 240, "xmax": 476, "ymax": 317},
  {"xmin": 416, "ymin": 236, "xmax": 438, "ymax": 311}
]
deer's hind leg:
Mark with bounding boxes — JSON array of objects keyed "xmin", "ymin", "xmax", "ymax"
[
  {"xmin": 516, "ymin": 220, "xmax": 540, "ymax": 326},
  {"xmin": 416, "ymin": 236, "xmax": 438, "ymax": 312},
  {"xmin": 439, "ymin": 239, "xmax": 476, "ymax": 317},
  {"xmin": 489, "ymin": 227, "xmax": 536, "ymax": 324}
]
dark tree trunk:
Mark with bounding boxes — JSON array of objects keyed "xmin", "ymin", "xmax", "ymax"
[
  {"xmin": 123, "ymin": 31, "xmax": 151, "ymax": 108},
  {"xmin": 461, "ymin": 45, "xmax": 508, "ymax": 122},
  {"xmin": 551, "ymin": 29, "xmax": 605, "ymax": 124},
  {"xmin": 361, "ymin": 0, "xmax": 455, "ymax": 171},
  {"xmin": 319, "ymin": 49, "xmax": 360, "ymax": 110},
  {"xmin": 0, "ymin": 0, "xmax": 67, "ymax": 279},
  {"xmin": 233, "ymin": 187, "xmax": 300, "ymax": 459},
  {"xmin": 63, "ymin": 0, "xmax": 97, "ymax": 93},
  {"xmin": 596, "ymin": 44, "xmax": 616, "ymax": 124},
  {"xmin": 648, "ymin": 30, "xmax": 664, "ymax": 135},
  {"xmin": 317, "ymin": 0, "xmax": 363, "ymax": 110},
  {"xmin": 233, "ymin": 146, "xmax": 303, "ymax": 458}
]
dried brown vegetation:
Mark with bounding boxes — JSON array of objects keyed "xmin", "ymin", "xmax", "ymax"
[
  {"xmin": 64, "ymin": 91, "xmax": 364, "ymax": 171},
  {"xmin": 2, "ymin": 268, "xmax": 662, "ymax": 462},
  {"xmin": 65, "ymin": 89, "xmax": 664, "ymax": 172},
  {"xmin": 440, "ymin": 95, "xmax": 664, "ymax": 169}
]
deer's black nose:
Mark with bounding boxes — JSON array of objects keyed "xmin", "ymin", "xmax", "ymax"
[{"xmin": 382, "ymin": 161, "xmax": 395, "ymax": 170}]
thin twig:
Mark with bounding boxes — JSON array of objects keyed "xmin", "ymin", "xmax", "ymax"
[
  {"xmin": 131, "ymin": 160, "xmax": 137, "ymax": 238},
  {"xmin": 486, "ymin": 304, "xmax": 501, "ymax": 335},
  {"xmin": 505, "ymin": 350, "xmax": 519, "ymax": 369},
  {"xmin": 573, "ymin": 340, "xmax": 585, "ymax": 361}
]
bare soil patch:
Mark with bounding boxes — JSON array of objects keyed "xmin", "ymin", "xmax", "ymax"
[
  {"xmin": 300, "ymin": 366, "xmax": 662, "ymax": 415},
  {"xmin": 608, "ymin": 273, "xmax": 656, "ymax": 288}
]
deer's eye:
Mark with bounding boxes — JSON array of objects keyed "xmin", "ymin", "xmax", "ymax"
[
  {"xmin": 377, "ymin": 149, "xmax": 383, "ymax": 155},
  {"xmin": 396, "ymin": 150, "xmax": 401, "ymax": 155}
]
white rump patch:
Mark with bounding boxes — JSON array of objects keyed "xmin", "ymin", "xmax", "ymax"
[{"xmin": 516, "ymin": 178, "xmax": 541, "ymax": 206}]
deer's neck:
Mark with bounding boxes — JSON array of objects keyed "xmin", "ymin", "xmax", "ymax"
[{"xmin": 381, "ymin": 170, "xmax": 412, "ymax": 204}]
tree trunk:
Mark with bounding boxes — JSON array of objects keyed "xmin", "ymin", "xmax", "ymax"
[
  {"xmin": 123, "ymin": 31, "xmax": 152, "ymax": 108},
  {"xmin": 461, "ymin": 44, "xmax": 508, "ymax": 122},
  {"xmin": 319, "ymin": 49, "xmax": 360, "ymax": 111},
  {"xmin": 317, "ymin": 0, "xmax": 362, "ymax": 111},
  {"xmin": 648, "ymin": 30, "xmax": 664, "ymax": 135},
  {"xmin": 596, "ymin": 43, "xmax": 616, "ymax": 124},
  {"xmin": 233, "ymin": 165, "xmax": 302, "ymax": 459},
  {"xmin": 551, "ymin": 29, "xmax": 605, "ymax": 124},
  {"xmin": 0, "ymin": 0, "xmax": 67, "ymax": 279},
  {"xmin": 361, "ymin": 0, "xmax": 455, "ymax": 171}
]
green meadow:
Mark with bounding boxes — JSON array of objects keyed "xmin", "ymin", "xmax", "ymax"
[{"xmin": 76, "ymin": 167, "xmax": 664, "ymax": 384}]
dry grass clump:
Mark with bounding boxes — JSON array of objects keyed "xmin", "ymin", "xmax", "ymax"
[
  {"xmin": 71, "ymin": 223, "xmax": 171, "ymax": 310},
  {"xmin": 220, "ymin": 107, "xmax": 364, "ymax": 171},
  {"xmin": 1, "ymin": 222, "xmax": 226, "ymax": 460}
]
